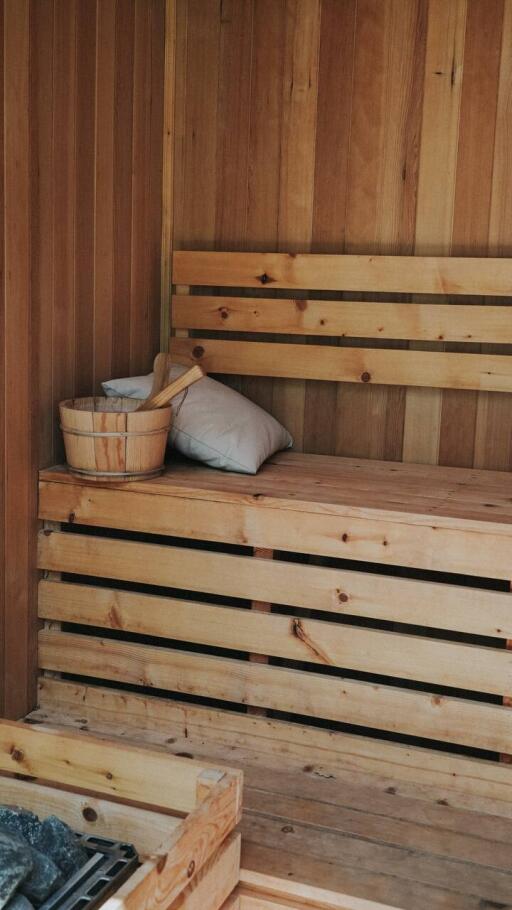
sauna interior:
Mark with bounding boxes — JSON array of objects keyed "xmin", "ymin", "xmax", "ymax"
[{"xmin": 3, "ymin": 1, "xmax": 512, "ymax": 908}]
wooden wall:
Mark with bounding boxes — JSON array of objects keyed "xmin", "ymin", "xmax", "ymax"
[
  {"xmin": 0, "ymin": 0, "xmax": 166, "ymax": 718},
  {"xmin": 172, "ymin": 0, "xmax": 512, "ymax": 470}
]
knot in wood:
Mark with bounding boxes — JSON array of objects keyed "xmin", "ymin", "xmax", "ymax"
[
  {"xmin": 192, "ymin": 345, "xmax": 205, "ymax": 359},
  {"xmin": 258, "ymin": 272, "xmax": 271, "ymax": 284},
  {"xmin": 10, "ymin": 747, "xmax": 24, "ymax": 763},
  {"xmin": 361, "ymin": 371, "xmax": 371, "ymax": 383},
  {"xmin": 219, "ymin": 307, "xmax": 229, "ymax": 320},
  {"xmin": 82, "ymin": 806, "xmax": 98, "ymax": 822},
  {"xmin": 187, "ymin": 860, "xmax": 196, "ymax": 878}
]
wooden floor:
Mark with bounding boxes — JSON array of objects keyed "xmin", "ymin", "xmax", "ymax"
[{"xmin": 27, "ymin": 689, "xmax": 512, "ymax": 910}]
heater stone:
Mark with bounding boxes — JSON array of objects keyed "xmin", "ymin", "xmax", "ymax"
[
  {"xmin": 0, "ymin": 809, "xmax": 41, "ymax": 846},
  {"xmin": 0, "ymin": 828, "xmax": 32, "ymax": 910},
  {"xmin": 31, "ymin": 817, "xmax": 88, "ymax": 879},
  {"xmin": 19, "ymin": 848, "xmax": 63, "ymax": 906},
  {"xmin": 6, "ymin": 896, "xmax": 35, "ymax": 910}
]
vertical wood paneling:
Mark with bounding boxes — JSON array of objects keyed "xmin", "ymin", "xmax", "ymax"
[
  {"xmin": 440, "ymin": 0, "xmax": 504, "ymax": 469},
  {"xmin": 0, "ymin": 0, "xmax": 5, "ymax": 717},
  {"xmin": 337, "ymin": 0, "xmax": 426, "ymax": 461},
  {"xmin": 174, "ymin": 0, "xmax": 220, "ymax": 250},
  {"xmin": 34, "ymin": 0, "xmax": 166, "ymax": 466},
  {"xmin": 173, "ymin": 0, "xmax": 512, "ymax": 470},
  {"xmin": 93, "ymin": 0, "xmax": 116, "ymax": 395},
  {"xmin": 75, "ymin": 1, "xmax": 97, "ymax": 396},
  {"xmin": 2, "ymin": 0, "xmax": 34, "ymax": 717},
  {"xmin": 474, "ymin": 0, "xmax": 512, "ymax": 471},
  {"xmin": 0, "ymin": 0, "xmax": 167, "ymax": 717},
  {"xmin": 241, "ymin": 0, "xmax": 286, "ymax": 413},
  {"xmin": 52, "ymin": 0, "xmax": 77, "ymax": 458},
  {"xmin": 305, "ymin": 0, "xmax": 356, "ymax": 455},
  {"xmin": 403, "ymin": 0, "xmax": 467, "ymax": 466},
  {"xmin": 130, "ymin": 0, "xmax": 152, "ymax": 372},
  {"xmin": 160, "ymin": 0, "xmax": 176, "ymax": 351},
  {"xmin": 272, "ymin": 0, "xmax": 321, "ymax": 450},
  {"xmin": 112, "ymin": 0, "xmax": 135, "ymax": 378},
  {"xmin": 215, "ymin": 0, "xmax": 253, "ymax": 251}
]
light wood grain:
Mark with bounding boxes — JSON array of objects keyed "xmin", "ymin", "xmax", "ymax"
[
  {"xmin": 0, "ymin": 774, "xmax": 178, "ymax": 855},
  {"xmin": 0, "ymin": 717, "xmax": 228, "ymax": 814},
  {"xmin": 37, "ymin": 469, "xmax": 512, "ymax": 578},
  {"xmin": 169, "ymin": 833, "xmax": 240, "ymax": 910},
  {"xmin": 172, "ymin": 294, "xmax": 512, "ymax": 343},
  {"xmin": 172, "ymin": 251, "xmax": 512, "ymax": 296},
  {"xmin": 38, "ymin": 579, "xmax": 512, "ymax": 696},
  {"xmin": 35, "ymin": 678, "xmax": 512, "ymax": 818},
  {"xmin": 171, "ymin": 337, "xmax": 512, "ymax": 392},
  {"xmin": 403, "ymin": 0, "xmax": 467, "ymax": 465},
  {"xmin": 39, "ymin": 555, "xmax": 512, "ymax": 639},
  {"xmin": 37, "ymin": 631, "xmax": 512, "ymax": 754}
]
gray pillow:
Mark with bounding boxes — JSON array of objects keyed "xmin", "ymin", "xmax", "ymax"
[{"xmin": 102, "ymin": 365, "xmax": 292, "ymax": 474}]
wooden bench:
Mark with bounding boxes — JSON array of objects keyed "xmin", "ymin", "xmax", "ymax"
[{"xmin": 36, "ymin": 251, "xmax": 512, "ymax": 909}]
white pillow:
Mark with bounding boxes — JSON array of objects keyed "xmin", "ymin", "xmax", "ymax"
[{"xmin": 102, "ymin": 365, "xmax": 292, "ymax": 474}]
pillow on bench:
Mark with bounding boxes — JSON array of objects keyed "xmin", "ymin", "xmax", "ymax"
[{"xmin": 102, "ymin": 365, "xmax": 292, "ymax": 474}]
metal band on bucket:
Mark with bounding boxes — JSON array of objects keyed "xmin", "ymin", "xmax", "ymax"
[
  {"xmin": 70, "ymin": 466, "xmax": 165, "ymax": 479},
  {"xmin": 60, "ymin": 425, "xmax": 169, "ymax": 439}
]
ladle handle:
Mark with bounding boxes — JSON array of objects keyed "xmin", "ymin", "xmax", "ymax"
[{"xmin": 139, "ymin": 365, "xmax": 205, "ymax": 410}]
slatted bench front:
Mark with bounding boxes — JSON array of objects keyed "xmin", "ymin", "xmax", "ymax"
[{"xmin": 37, "ymin": 251, "xmax": 512, "ymax": 801}]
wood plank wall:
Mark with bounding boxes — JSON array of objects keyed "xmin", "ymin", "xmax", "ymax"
[
  {"xmin": 172, "ymin": 0, "xmax": 512, "ymax": 470},
  {"xmin": 0, "ymin": 0, "xmax": 166, "ymax": 718}
]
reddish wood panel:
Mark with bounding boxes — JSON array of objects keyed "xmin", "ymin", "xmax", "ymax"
[
  {"xmin": 32, "ymin": 0, "xmax": 165, "ymax": 468},
  {"xmin": 0, "ymin": 0, "xmax": 6, "ymax": 718},
  {"xmin": 172, "ymin": 0, "xmax": 512, "ymax": 469},
  {"xmin": 1, "ymin": 0, "xmax": 34, "ymax": 719},
  {"xmin": 0, "ymin": 0, "xmax": 166, "ymax": 718}
]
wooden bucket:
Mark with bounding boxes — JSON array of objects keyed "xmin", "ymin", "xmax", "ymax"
[{"xmin": 60, "ymin": 396, "xmax": 172, "ymax": 481}]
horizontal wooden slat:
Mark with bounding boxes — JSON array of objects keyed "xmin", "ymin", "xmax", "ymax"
[
  {"xmin": 172, "ymin": 295, "xmax": 512, "ymax": 344},
  {"xmin": 37, "ymin": 532, "xmax": 512, "ymax": 638},
  {"xmin": 37, "ymin": 488, "xmax": 512, "ymax": 579},
  {"xmin": 0, "ymin": 776, "xmax": 178, "ymax": 856},
  {"xmin": 172, "ymin": 251, "xmax": 512, "ymax": 296},
  {"xmin": 240, "ymin": 820, "xmax": 512, "ymax": 910},
  {"xmin": 0, "ymin": 718, "xmax": 217, "ymax": 813},
  {"xmin": 38, "ymin": 580, "xmax": 512, "ymax": 696},
  {"xmin": 238, "ymin": 870, "xmax": 405, "ymax": 910},
  {"xmin": 38, "ymin": 630, "xmax": 512, "ymax": 754},
  {"xmin": 37, "ymin": 679, "xmax": 512, "ymax": 820},
  {"xmin": 170, "ymin": 338, "xmax": 512, "ymax": 392}
]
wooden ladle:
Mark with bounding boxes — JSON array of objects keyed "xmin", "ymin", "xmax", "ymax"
[
  {"xmin": 136, "ymin": 364, "xmax": 205, "ymax": 411},
  {"xmin": 151, "ymin": 352, "xmax": 172, "ymax": 396}
]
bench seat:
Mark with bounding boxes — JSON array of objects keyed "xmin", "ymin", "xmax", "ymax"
[{"xmin": 40, "ymin": 451, "xmax": 512, "ymax": 578}]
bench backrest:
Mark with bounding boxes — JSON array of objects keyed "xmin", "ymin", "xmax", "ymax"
[{"xmin": 171, "ymin": 251, "xmax": 512, "ymax": 393}]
